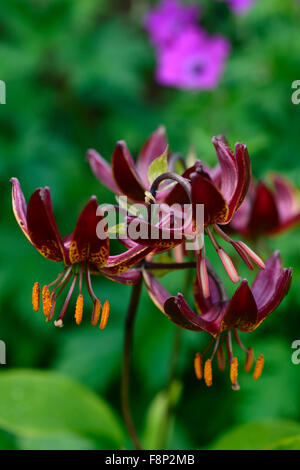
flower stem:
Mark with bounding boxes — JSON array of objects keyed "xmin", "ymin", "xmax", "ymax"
[{"xmin": 121, "ymin": 277, "xmax": 143, "ymax": 450}]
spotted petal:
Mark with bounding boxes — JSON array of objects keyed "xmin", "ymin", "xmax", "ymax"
[
  {"xmin": 136, "ymin": 126, "xmax": 168, "ymax": 188},
  {"xmin": 212, "ymin": 138, "xmax": 251, "ymax": 223},
  {"xmin": 86, "ymin": 149, "xmax": 120, "ymax": 194},
  {"xmin": 222, "ymin": 280, "xmax": 258, "ymax": 332},
  {"xmin": 11, "ymin": 178, "xmax": 31, "ymax": 243},
  {"xmin": 247, "ymin": 181, "xmax": 279, "ymax": 236}
]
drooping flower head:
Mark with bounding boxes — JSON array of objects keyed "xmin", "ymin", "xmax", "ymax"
[
  {"xmin": 143, "ymin": 252, "xmax": 292, "ymax": 389},
  {"xmin": 230, "ymin": 174, "xmax": 300, "ymax": 239},
  {"xmin": 125, "ymin": 135, "xmax": 265, "ymax": 299},
  {"xmin": 144, "ymin": 0, "xmax": 200, "ymax": 47},
  {"xmin": 11, "ymin": 178, "xmax": 149, "ymax": 327},
  {"xmin": 155, "ymin": 27, "xmax": 230, "ymax": 90}
]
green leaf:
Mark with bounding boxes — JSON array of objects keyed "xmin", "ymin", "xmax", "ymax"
[
  {"xmin": 0, "ymin": 370, "xmax": 125, "ymax": 448},
  {"xmin": 143, "ymin": 380, "xmax": 182, "ymax": 450},
  {"xmin": 147, "ymin": 150, "xmax": 169, "ymax": 187},
  {"xmin": 210, "ymin": 420, "xmax": 300, "ymax": 450}
]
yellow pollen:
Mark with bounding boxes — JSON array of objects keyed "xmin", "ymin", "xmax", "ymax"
[
  {"xmin": 253, "ymin": 354, "xmax": 264, "ymax": 380},
  {"xmin": 245, "ymin": 347, "xmax": 254, "ymax": 372},
  {"xmin": 204, "ymin": 359, "xmax": 213, "ymax": 387},
  {"xmin": 91, "ymin": 300, "xmax": 101, "ymax": 326},
  {"xmin": 230, "ymin": 357, "xmax": 238, "ymax": 385},
  {"xmin": 217, "ymin": 345, "xmax": 226, "ymax": 371},
  {"xmin": 32, "ymin": 282, "xmax": 40, "ymax": 312},
  {"xmin": 75, "ymin": 294, "xmax": 83, "ymax": 325},
  {"xmin": 42, "ymin": 286, "xmax": 51, "ymax": 318},
  {"xmin": 99, "ymin": 300, "xmax": 110, "ymax": 330},
  {"xmin": 194, "ymin": 353, "xmax": 202, "ymax": 380}
]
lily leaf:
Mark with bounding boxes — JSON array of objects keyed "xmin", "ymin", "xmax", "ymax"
[
  {"xmin": 210, "ymin": 420, "xmax": 300, "ymax": 450},
  {"xmin": 0, "ymin": 370, "xmax": 125, "ymax": 448}
]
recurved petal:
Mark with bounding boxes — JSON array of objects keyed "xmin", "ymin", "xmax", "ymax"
[
  {"xmin": 111, "ymin": 141, "xmax": 147, "ymax": 202},
  {"xmin": 10, "ymin": 178, "xmax": 31, "ymax": 243},
  {"xmin": 86, "ymin": 149, "xmax": 120, "ymax": 194},
  {"xmin": 101, "ymin": 244, "xmax": 152, "ymax": 275},
  {"xmin": 222, "ymin": 280, "xmax": 258, "ymax": 332},
  {"xmin": 67, "ymin": 196, "xmax": 109, "ymax": 267},
  {"xmin": 125, "ymin": 216, "xmax": 186, "ymax": 250},
  {"xmin": 251, "ymin": 251, "xmax": 290, "ymax": 317},
  {"xmin": 271, "ymin": 174, "xmax": 300, "ymax": 232},
  {"xmin": 136, "ymin": 126, "xmax": 168, "ymax": 188},
  {"xmin": 256, "ymin": 267, "xmax": 292, "ymax": 324},
  {"xmin": 27, "ymin": 187, "xmax": 64, "ymax": 262},
  {"xmin": 247, "ymin": 181, "xmax": 279, "ymax": 236}
]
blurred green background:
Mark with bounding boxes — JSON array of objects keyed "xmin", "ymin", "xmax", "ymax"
[{"xmin": 0, "ymin": 0, "xmax": 300, "ymax": 450}]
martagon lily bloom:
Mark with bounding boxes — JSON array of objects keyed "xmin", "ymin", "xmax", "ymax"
[
  {"xmin": 144, "ymin": 0, "xmax": 200, "ymax": 47},
  {"xmin": 230, "ymin": 174, "xmax": 300, "ymax": 239},
  {"xmin": 126, "ymin": 136, "xmax": 266, "ymax": 298},
  {"xmin": 86, "ymin": 126, "xmax": 168, "ymax": 204},
  {"xmin": 11, "ymin": 178, "xmax": 150, "ymax": 327},
  {"xmin": 143, "ymin": 252, "xmax": 292, "ymax": 389}
]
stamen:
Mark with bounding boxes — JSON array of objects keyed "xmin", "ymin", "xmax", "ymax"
[
  {"xmin": 230, "ymin": 357, "xmax": 238, "ymax": 385},
  {"xmin": 56, "ymin": 274, "xmax": 78, "ymax": 325},
  {"xmin": 91, "ymin": 299, "xmax": 101, "ymax": 326},
  {"xmin": 218, "ymin": 248, "xmax": 239, "ymax": 283},
  {"xmin": 53, "ymin": 266, "xmax": 73, "ymax": 294},
  {"xmin": 100, "ymin": 300, "xmax": 110, "ymax": 330},
  {"xmin": 253, "ymin": 354, "xmax": 264, "ymax": 380},
  {"xmin": 204, "ymin": 359, "xmax": 213, "ymax": 387},
  {"xmin": 245, "ymin": 347, "xmax": 254, "ymax": 372},
  {"xmin": 217, "ymin": 343, "xmax": 226, "ymax": 371},
  {"xmin": 144, "ymin": 191, "xmax": 156, "ymax": 204},
  {"xmin": 75, "ymin": 294, "xmax": 83, "ymax": 325},
  {"xmin": 194, "ymin": 353, "xmax": 202, "ymax": 380},
  {"xmin": 42, "ymin": 286, "xmax": 51, "ymax": 318},
  {"xmin": 32, "ymin": 282, "xmax": 40, "ymax": 312}
]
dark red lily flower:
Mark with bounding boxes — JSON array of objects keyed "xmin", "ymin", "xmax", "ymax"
[
  {"xmin": 126, "ymin": 136, "xmax": 265, "ymax": 298},
  {"xmin": 230, "ymin": 174, "xmax": 300, "ymax": 239},
  {"xmin": 143, "ymin": 252, "xmax": 292, "ymax": 389},
  {"xmin": 11, "ymin": 178, "xmax": 150, "ymax": 327},
  {"xmin": 86, "ymin": 126, "xmax": 168, "ymax": 203}
]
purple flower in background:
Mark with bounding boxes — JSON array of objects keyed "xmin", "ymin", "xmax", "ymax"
[
  {"xmin": 144, "ymin": 0, "xmax": 200, "ymax": 47},
  {"xmin": 223, "ymin": 0, "xmax": 256, "ymax": 14},
  {"xmin": 156, "ymin": 27, "xmax": 230, "ymax": 90}
]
